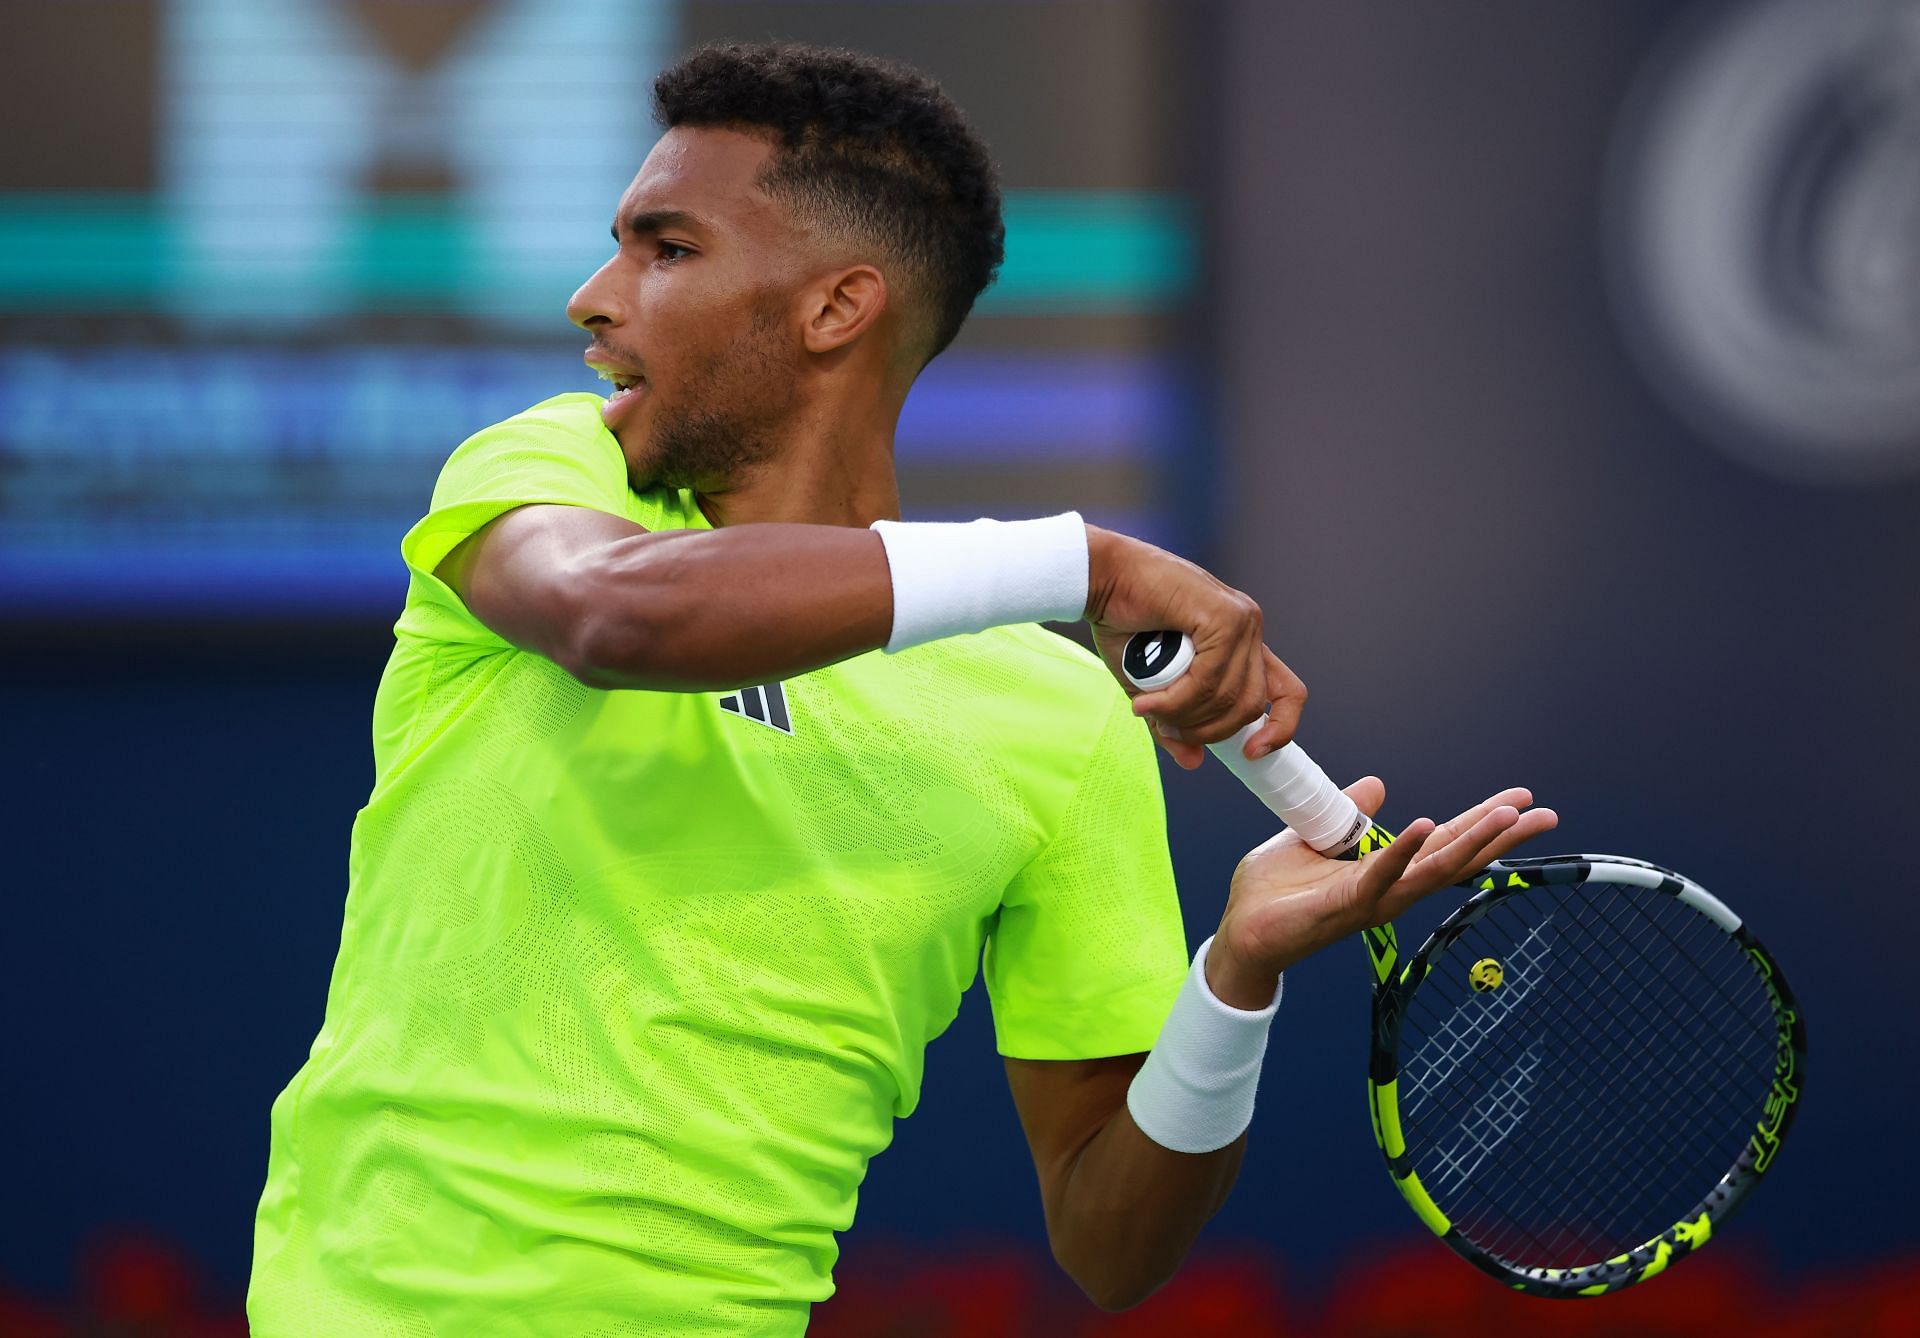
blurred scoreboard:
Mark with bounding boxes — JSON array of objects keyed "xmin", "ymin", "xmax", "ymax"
[{"xmin": 0, "ymin": 0, "xmax": 1205, "ymax": 616}]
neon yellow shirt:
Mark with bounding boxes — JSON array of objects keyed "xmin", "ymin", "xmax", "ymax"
[{"xmin": 248, "ymin": 394, "xmax": 1188, "ymax": 1336}]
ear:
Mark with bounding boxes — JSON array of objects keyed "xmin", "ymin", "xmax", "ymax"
[{"xmin": 801, "ymin": 265, "xmax": 889, "ymax": 354}]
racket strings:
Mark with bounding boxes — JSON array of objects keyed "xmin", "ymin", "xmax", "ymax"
[
  {"xmin": 1395, "ymin": 883, "xmax": 1776, "ymax": 1269},
  {"xmin": 1401, "ymin": 909, "xmax": 1725, "ymax": 1264},
  {"xmin": 1416, "ymin": 1040, "xmax": 1546, "ymax": 1203},
  {"xmin": 1399, "ymin": 933, "xmax": 1613, "ymax": 1264},
  {"xmin": 1536, "ymin": 886, "xmax": 1774, "ymax": 1243},
  {"xmin": 1396, "ymin": 922, "xmax": 1561, "ymax": 1192},
  {"xmin": 1438, "ymin": 892, "xmax": 1766, "ymax": 1266},
  {"xmin": 1408, "ymin": 892, "xmax": 1770, "ymax": 1266},
  {"xmin": 1437, "ymin": 892, "xmax": 1768, "ymax": 1266},
  {"xmin": 1404, "ymin": 894, "xmax": 1753, "ymax": 1154},
  {"xmin": 1613, "ymin": 879, "xmax": 1778, "ymax": 1043},
  {"xmin": 1406, "ymin": 914, "xmax": 1748, "ymax": 1269}
]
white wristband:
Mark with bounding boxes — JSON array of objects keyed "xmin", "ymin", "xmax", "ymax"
[
  {"xmin": 869, "ymin": 512, "xmax": 1088, "ymax": 653},
  {"xmin": 1126, "ymin": 936, "xmax": 1282, "ymax": 1154}
]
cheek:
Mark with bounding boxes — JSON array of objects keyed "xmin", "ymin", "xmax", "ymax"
[
  {"xmin": 655, "ymin": 281, "xmax": 775, "ymax": 371},
  {"xmin": 638, "ymin": 271, "xmax": 716, "ymax": 356}
]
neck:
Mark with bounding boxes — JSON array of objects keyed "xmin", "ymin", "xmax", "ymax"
[{"xmin": 694, "ymin": 375, "xmax": 907, "ymax": 529}]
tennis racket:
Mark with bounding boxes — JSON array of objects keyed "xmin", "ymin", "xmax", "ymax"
[{"xmin": 1121, "ymin": 630, "xmax": 1805, "ymax": 1298}]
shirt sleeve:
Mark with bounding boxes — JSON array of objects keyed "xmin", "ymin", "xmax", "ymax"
[
  {"xmin": 394, "ymin": 395, "xmax": 632, "ymax": 648},
  {"xmin": 984, "ymin": 688, "xmax": 1191, "ymax": 1060}
]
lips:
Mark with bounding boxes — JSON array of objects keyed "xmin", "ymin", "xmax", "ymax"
[
  {"xmin": 599, "ymin": 378, "xmax": 650, "ymax": 434},
  {"xmin": 585, "ymin": 350, "xmax": 647, "ymax": 431}
]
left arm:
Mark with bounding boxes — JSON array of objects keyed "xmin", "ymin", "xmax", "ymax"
[
  {"xmin": 1006, "ymin": 777, "xmax": 1558, "ymax": 1311},
  {"xmin": 1005, "ymin": 1052, "xmax": 1244, "ymax": 1312}
]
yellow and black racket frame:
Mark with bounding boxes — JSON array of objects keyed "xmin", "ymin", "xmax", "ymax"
[{"xmin": 1349, "ymin": 837, "xmax": 1806, "ymax": 1298}]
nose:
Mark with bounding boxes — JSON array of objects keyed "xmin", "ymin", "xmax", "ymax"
[{"xmin": 567, "ymin": 255, "xmax": 623, "ymax": 331}]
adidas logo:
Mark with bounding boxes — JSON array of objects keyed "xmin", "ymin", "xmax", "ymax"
[{"xmin": 719, "ymin": 682, "xmax": 793, "ymax": 735}]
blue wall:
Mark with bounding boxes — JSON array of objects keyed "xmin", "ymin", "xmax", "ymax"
[{"xmin": 0, "ymin": 614, "xmax": 1905, "ymax": 1304}]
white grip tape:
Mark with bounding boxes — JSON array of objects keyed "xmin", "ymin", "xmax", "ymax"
[
  {"xmin": 1121, "ymin": 631, "xmax": 1367, "ymax": 856},
  {"xmin": 1208, "ymin": 728, "xmax": 1368, "ymax": 855}
]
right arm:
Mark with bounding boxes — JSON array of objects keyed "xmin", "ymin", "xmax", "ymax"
[
  {"xmin": 438, "ymin": 504, "xmax": 894, "ymax": 692},
  {"xmin": 437, "ymin": 503, "xmax": 1306, "ymax": 762}
]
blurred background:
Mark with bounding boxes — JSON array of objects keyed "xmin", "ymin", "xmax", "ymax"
[{"xmin": 3, "ymin": 0, "xmax": 1915, "ymax": 1333}]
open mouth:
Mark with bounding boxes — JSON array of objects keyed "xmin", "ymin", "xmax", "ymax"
[
  {"xmin": 588, "ymin": 358, "xmax": 650, "ymax": 432},
  {"xmin": 594, "ymin": 366, "xmax": 645, "ymax": 402}
]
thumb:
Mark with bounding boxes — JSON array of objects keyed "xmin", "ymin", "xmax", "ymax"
[
  {"xmin": 1150, "ymin": 719, "xmax": 1207, "ymax": 770},
  {"xmin": 1343, "ymin": 775, "xmax": 1386, "ymax": 818}
]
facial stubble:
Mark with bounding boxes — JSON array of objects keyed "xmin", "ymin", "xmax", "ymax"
[{"xmin": 645, "ymin": 302, "xmax": 798, "ymax": 491}]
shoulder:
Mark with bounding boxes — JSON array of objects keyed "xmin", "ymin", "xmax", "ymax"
[
  {"xmin": 428, "ymin": 393, "xmax": 624, "ymax": 503},
  {"xmin": 449, "ymin": 392, "xmax": 615, "ymax": 459},
  {"xmin": 499, "ymin": 391, "xmax": 610, "ymax": 432}
]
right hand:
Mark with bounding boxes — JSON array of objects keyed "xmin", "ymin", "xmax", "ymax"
[{"xmin": 1082, "ymin": 525, "xmax": 1306, "ymax": 770}]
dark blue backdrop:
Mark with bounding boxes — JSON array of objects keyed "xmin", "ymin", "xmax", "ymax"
[
  {"xmin": 5, "ymin": 4, "xmax": 1918, "ymax": 1327},
  {"xmin": 0, "ymin": 612, "xmax": 1904, "ymax": 1308}
]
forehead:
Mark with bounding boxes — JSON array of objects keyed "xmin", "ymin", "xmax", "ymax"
[{"xmin": 617, "ymin": 125, "xmax": 784, "ymax": 233}]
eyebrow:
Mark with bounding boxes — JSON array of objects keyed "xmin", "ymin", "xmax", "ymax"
[{"xmin": 612, "ymin": 208, "xmax": 708, "ymax": 242}]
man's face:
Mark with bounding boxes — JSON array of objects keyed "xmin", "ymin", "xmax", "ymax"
[{"xmin": 567, "ymin": 126, "xmax": 810, "ymax": 491}]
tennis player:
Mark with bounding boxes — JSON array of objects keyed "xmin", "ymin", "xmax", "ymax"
[{"xmin": 248, "ymin": 43, "xmax": 1556, "ymax": 1334}]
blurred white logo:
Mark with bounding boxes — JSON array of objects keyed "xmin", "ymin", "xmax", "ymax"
[
  {"xmin": 1608, "ymin": 0, "xmax": 1920, "ymax": 482},
  {"xmin": 163, "ymin": 0, "xmax": 668, "ymax": 326}
]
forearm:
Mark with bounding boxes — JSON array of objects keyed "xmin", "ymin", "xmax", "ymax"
[
  {"xmin": 1047, "ymin": 1108, "xmax": 1247, "ymax": 1311},
  {"xmin": 569, "ymin": 524, "xmax": 896, "ymax": 690},
  {"xmin": 1049, "ymin": 944, "xmax": 1282, "ymax": 1310},
  {"xmin": 569, "ymin": 515, "xmax": 1099, "ymax": 691}
]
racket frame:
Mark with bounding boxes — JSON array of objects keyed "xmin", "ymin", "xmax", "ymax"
[
  {"xmin": 1113, "ymin": 630, "xmax": 1804, "ymax": 1296},
  {"xmin": 1362, "ymin": 850, "xmax": 1807, "ymax": 1298}
]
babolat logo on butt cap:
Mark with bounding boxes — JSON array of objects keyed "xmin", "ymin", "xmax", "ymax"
[
  {"xmin": 1122, "ymin": 631, "xmax": 1181, "ymax": 681},
  {"xmin": 719, "ymin": 683, "xmax": 793, "ymax": 735}
]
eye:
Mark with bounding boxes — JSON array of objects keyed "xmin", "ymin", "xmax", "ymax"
[{"xmin": 656, "ymin": 241, "xmax": 693, "ymax": 263}]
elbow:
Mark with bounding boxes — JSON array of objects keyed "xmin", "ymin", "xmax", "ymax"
[
  {"xmin": 554, "ymin": 544, "xmax": 678, "ymax": 689},
  {"xmin": 563, "ymin": 612, "xmax": 650, "ymax": 689},
  {"xmin": 1086, "ymin": 1285, "xmax": 1156, "ymax": 1315},
  {"xmin": 1071, "ymin": 1270, "xmax": 1166, "ymax": 1315},
  {"xmin": 1051, "ymin": 1237, "xmax": 1171, "ymax": 1314}
]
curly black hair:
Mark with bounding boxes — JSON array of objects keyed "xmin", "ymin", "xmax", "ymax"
[{"xmin": 654, "ymin": 42, "xmax": 1004, "ymax": 362}]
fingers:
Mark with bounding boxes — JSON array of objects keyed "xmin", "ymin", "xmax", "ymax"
[
  {"xmin": 1091, "ymin": 538, "xmax": 1292, "ymax": 753},
  {"xmin": 1357, "ymin": 816, "xmax": 1434, "ymax": 900},
  {"xmin": 1342, "ymin": 775, "xmax": 1387, "ymax": 818},
  {"xmin": 1405, "ymin": 794, "xmax": 1560, "ymax": 889},
  {"xmin": 1148, "ymin": 719, "xmax": 1208, "ymax": 770},
  {"xmin": 1130, "ymin": 625, "xmax": 1271, "ymax": 748},
  {"xmin": 1404, "ymin": 804, "xmax": 1518, "ymax": 886},
  {"xmin": 1121, "ymin": 614, "xmax": 1282, "ymax": 752},
  {"xmin": 1211, "ymin": 635, "xmax": 1274, "ymax": 749},
  {"xmin": 1424, "ymin": 788, "xmax": 1534, "ymax": 850},
  {"xmin": 1464, "ymin": 806, "xmax": 1559, "ymax": 871},
  {"xmin": 1242, "ymin": 646, "xmax": 1307, "ymax": 760},
  {"xmin": 1138, "ymin": 649, "xmax": 1256, "ymax": 759}
]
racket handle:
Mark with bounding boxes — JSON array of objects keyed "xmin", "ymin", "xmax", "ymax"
[{"xmin": 1121, "ymin": 630, "xmax": 1370, "ymax": 856}]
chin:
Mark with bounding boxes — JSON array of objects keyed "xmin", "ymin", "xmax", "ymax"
[{"xmin": 609, "ymin": 432, "xmax": 665, "ymax": 491}]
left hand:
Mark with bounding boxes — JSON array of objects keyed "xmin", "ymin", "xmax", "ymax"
[{"xmin": 1205, "ymin": 778, "xmax": 1559, "ymax": 1009}]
